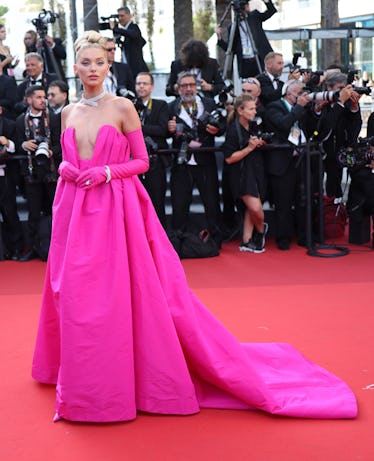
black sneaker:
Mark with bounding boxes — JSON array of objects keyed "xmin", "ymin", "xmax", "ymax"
[
  {"xmin": 239, "ymin": 239, "xmax": 265, "ymax": 254},
  {"xmin": 252, "ymin": 222, "xmax": 269, "ymax": 252}
]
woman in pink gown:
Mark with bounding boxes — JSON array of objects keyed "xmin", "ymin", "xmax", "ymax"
[{"xmin": 32, "ymin": 31, "xmax": 357, "ymax": 422}]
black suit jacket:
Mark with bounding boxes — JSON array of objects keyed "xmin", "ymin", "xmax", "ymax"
[
  {"xmin": 15, "ymin": 73, "xmax": 59, "ymax": 115},
  {"xmin": 113, "ymin": 22, "xmax": 149, "ymax": 77},
  {"xmin": 141, "ymin": 98, "xmax": 169, "ymax": 151},
  {"xmin": 264, "ymin": 99, "xmax": 309, "ymax": 176},
  {"xmin": 0, "ymin": 116, "xmax": 16, "ymax": 167},
  {"xmin": 111, "ymin": 61, "xmax": 135, "ymax": 92},
  {"xmin": 166, "ymin": 58, "xmax": 225, "ymax": 98},
  {"xmin": 256, "ymin": 72, "xmax": 284, "ymax": 107},
  {"xmin": 15, "ymin": 110, "xmax": 62, "ymax": 175},
  {"xmin": 316, "ymin": 102, "xmax": 362, "ymax": 154},
  {"xmin": 217, "ymin": 0, "xmax": 277, "ymax": 72},
  {"xmin": 0, "ymin": 74, "xmax": 17, "ymax": 119}
]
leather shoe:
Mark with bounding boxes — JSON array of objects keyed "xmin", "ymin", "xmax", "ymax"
[
  {"xmin": 19, "ymin": 249, "xmax": 38, "ymax": 262},
  {"xmin": 277, "ymin": 238, "xmax": 290, "ymax": 250}
]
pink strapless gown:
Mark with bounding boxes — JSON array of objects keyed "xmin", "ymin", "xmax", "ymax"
[{"xmin": 32, "ymin": 125, "xmax": 357, "ymax": 422}]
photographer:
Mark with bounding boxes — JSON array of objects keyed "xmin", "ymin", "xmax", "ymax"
[
  {"xmin": 215, "ymin": 0, "xmax": 277, "ymax": 78},
  {"xmin": 314, "ymin": 72, "xmax": 362, "ymax": 198},
  {"xmin": 103, "ymin": 38, "xmax": 135, "ymax": 96},
  {"xmin": 264, "ymin": 80, "xmax": 314, "ymax": 250},
  {"xmin": 0, "ymin": 106, "xmax": 23, "ymax": 260},
  {"xmin": 135, "ymin": 72, "xmax": 170, "ymax": 227},
  {"xmin": 109, "ymin": 6, "xmax": 148, "ymax": 78},
  {"xmin": 167, "ymin": 71, "xmax": 226, "ymax": 235},
  {"xmin": 24, "ymin": 14, "xmax": 66, "ymax": 81},
  {"xmin": 345, "ymin": 138, "xmax": 374, "ymax": 235},
  {"xmin": 222, "ymin": 94, "xmax": 268, "ymax": 253},
  {"xmin": 15, "ymin": 85, "xmax": 61, "ymax": 261}
]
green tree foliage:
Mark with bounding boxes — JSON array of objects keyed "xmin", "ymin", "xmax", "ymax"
[
  {"xmin": 193, "ymin": 2, "xmax": 215, "ymax": 43},
  {"xmin": 146, "ymin": 0, "xmax": 155, "ymax": 69},
  {"xmin": 0, "ymin": 5, "xmax": 9, "ymax": 21}
]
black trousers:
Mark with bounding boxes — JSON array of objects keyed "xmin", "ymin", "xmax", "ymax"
[
  {"xmin": 24, "ymin": 179, "xmax": 56, "ymax": 247},
  {"xmin": 0, "ymin": 174, "xmax": 23, "ymax": 254},
  {"xmin": 170, "ymin": 163, "xmax": 220, "ymax": 232},
  {"xmin": 349, "ymin": 168, "xmax": 374, "ymax": 215},
  {"xmin": 268, "ymin": 158, "xmax": 306, "ymax": 243},
  {"xmin": 139, "ymin": 158, "xmax": 167, "ymax": 228}
]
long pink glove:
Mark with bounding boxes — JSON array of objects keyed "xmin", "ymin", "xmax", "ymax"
[
  {"xmin": 76, "ymin": 128, "xmax": 149, "ymax": 190},
  {"xmin": 110, "ymin": 128, "xmax": 149, "ymax": 179},
  {"xmin": 58, "ymin": 160, "xmax": 80, "ymax": 182}
]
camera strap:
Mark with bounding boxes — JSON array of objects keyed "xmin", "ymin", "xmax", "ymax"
[
  {"xmin": 138, "ymin": 99, "xmax": 153, "ymax": 125},
  {"xmin": 24, "ymin": 109, "xmax": 51, "ymax": 144}
]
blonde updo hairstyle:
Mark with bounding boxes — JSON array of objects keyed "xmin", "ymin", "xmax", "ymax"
[{"xmin": 74, "ymin": 30, "xmax": 106, "ymax": 58}]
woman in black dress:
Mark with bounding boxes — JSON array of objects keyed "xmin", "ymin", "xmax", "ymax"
[{"xmin": 222, "ymin": 94, "xmax": 268, "ymax": 253}]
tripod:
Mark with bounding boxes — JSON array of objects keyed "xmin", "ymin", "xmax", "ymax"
[{"xmin": 219, "ymin": 1, "xmax": 262, "ymax": 80}]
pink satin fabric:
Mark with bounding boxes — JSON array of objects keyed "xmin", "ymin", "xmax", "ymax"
[{"xmin": 32, "ymin": 125, "xmax": 357, "ymax": 422}]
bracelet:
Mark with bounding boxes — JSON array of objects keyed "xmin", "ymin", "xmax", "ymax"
[{"xmin": 104, "ymin": 165, "xmax": 111, "ymax": 183}]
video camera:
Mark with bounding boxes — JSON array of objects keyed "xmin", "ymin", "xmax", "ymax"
[
  {"xmin": 32, "ymin": 9, "xmax": 59, "ymax": 38},
  {"xmin": 99, "ymin": 14, "xmax": 119, "ymax": 30},
  {"xmin": 231, "ymin": 0, "xmax": 248, "ymax": 14}
]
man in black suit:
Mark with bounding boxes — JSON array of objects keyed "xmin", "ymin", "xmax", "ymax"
[
  {"xmin": 216, "ymin": 0, "xmax": 277, "ymax": 78},
  {"xmin": 0, "ymin": 72, "xmax": 17, "ymax": 120},
  {"xmin": 109, "ymin": 6, "xmax": 148, "ymax": 78},
  {"xmin": 315, "ymin": 72, "xmax": 362, "ymax": 198},
  {"xmin": 135, "ymin": 72, "xmax": 170, "ymax": 227},
  {"xmin": 264, "ymin": 80, "xmax": 312, "ymax": 250},
  {"xmin": 16, "ymin": 85, "xmax": 61, "ymax": 261},
  {"xmin": 167, "ymin": 71, "xmax": 226, "ymax": 234},
  {"xmin": 103, "ymin": 38, "xmax": 135, "ymax": 96},
  {"xmin": 15, "ymin": 52, "xmax": 58, "ymax": 115},
  {"xmin": 0, "ymin": 106, "xmax": 23, "ymax": 260}
]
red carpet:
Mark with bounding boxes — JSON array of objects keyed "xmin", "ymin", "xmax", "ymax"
[{"xmin": 1, "ymin": 238, "xmax": 373, "ymax": 461}]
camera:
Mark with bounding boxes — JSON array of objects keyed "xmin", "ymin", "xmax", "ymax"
[
  {"xmin": 32, "ymin": 9, "xmax": 59, "ymax": 38},
  {"xmin": 199, "ymin": 108, "xmax": 227, "ymax": 130},
  {"xmin": 34, "ymin": 138, "xmax": 50, "ymax": 157},
  {"xmin": 305, "ymin": 90, "xmax": 340, "ymax": 103},
  {"xmin": 174, "ymin": 123, "xmax": 194, "ymax": 165},
  {"xmin": 338, "ymin": 137, "xmax": 374, "ymax": 170},
  {"xmin": 231, "ymin": 0, "xmax": 248, "ymax": 13},
  {"xmin": 352, "ymin": 86, "xmax": 372, "ymax": 96},
  {"xmin": 214, "ymin": 79, "xmax": 235, "ymax": 106},
  {"xmin": 117, "ymin": 87, "xmax": 137, "ymax": 102},
  {"xmin": 258, "ymin": 132, "xmax": 275, "ymax": 143},
  {"xmin": 144, "ymin": 136, "xmax": 159, "ymax": 169},
  {"xmin": 99, "ymin": 14, "xmax": 119, "ymax": 30},
  {"xmin": 347, "ymin": 68, "xmax": 361, "ymax": 85}
]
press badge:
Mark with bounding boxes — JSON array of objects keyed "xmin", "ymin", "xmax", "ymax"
[{"xmin": 288, "ymin": 125, "xmax": 306, "ymax": 146}]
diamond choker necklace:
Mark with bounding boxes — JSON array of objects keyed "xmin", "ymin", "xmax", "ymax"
[{"xmin": 80, "ymin": 90, "xmax": 106, "ymax": 107}]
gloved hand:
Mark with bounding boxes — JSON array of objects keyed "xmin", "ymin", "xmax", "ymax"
[
  {"xmin": 76, "ymin": 166, "xmax": 107, "ymax": 190},
  {"xmin": 58, "ymin": 161, "xmax": 80, "ymax": 182}
]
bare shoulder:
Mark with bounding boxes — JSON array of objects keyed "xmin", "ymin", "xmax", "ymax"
[{"xmin": 111, "ymin": 96, "xmax": 141, "ymax": 132}]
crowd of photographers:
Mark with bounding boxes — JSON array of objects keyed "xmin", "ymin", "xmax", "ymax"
[{"xmin": 1, "ymin": 6, "xmax": 374, "ymax": 261}]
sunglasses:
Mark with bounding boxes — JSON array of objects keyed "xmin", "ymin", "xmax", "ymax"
[
  {"xmin": 106, "ymin": 47, "xmax": 116, "ymax": 52},
  {"xmin": 241, "ymin": 78, "xmax": 259, "ymax": 85}
]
